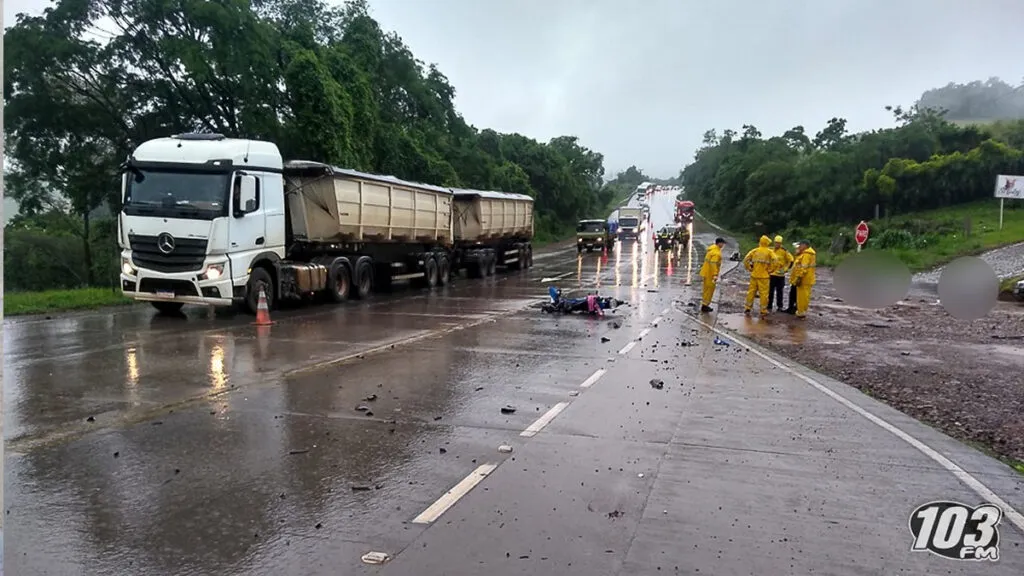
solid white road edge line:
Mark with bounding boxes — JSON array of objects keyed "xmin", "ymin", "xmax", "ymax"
[
  {"xmin": 650, "ymin": 316, "xmax": 663, "ymax": 326},
  {"xmin": 680, "ymin": 309, "xmax": 1024, "ymax": 534},
  {"xmin": 411, "ymin": 464, "xmax": 499, "ymax": 524},
  {"xmin": 617, "ymin": 341, "xmax": 637, "ymax": 355},
  {"xmin": 661, "ymin": 307, "xmax": 670, "ymax": 315},
  {"xmin": 521, "ymin": 402, "xmax": 570, "ymax": 438},
  {"xmin": 579, "ymin": 368, "xmax": 607, "ymax": 389},
  {"xmin": 637, "ymin": 327, "xmax": 651, "ymax": 340}
]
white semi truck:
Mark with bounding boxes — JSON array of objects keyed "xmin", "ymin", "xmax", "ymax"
[{"xmin": 118, "ymin": 133, "xmax": 535, "ymax": 315}]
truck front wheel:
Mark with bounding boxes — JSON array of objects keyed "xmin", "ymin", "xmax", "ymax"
[
  {"xmin": 245, "ymin": 267, "xmax": 274, "ymax": 314},
  {"xmin": 151, "ymin": 301, "xmax": 184, "ymax": 315}
]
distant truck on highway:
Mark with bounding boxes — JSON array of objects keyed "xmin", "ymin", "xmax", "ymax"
[
  {"xmin": 576, "ymin": 219, "xmax": 614, "ymax": 253},
  {"xmin": 617, "ymin": 207, "xmax": 643, "ymax": 240},
  {"xmin": 118, "ymin": 133, "xmax": 535, "ymax": 315}
]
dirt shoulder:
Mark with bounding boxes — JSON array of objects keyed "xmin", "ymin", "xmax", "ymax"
[{"xmin": 713, "ymin": 266, "xmax": 1024, "ymax": 470}]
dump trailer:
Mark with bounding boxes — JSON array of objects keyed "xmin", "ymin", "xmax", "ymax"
[
  {"xmin": 118, "ymin": 133, "xmax": 533, "ymax": 315},
  {"xmin": 451, "ymin": 188, "xmax": 534, "ymax": 277}
]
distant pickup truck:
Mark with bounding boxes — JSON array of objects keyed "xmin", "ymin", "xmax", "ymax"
[{"xmin": 576, "ymin": 219, "xmax": 614, "ymax": 253}]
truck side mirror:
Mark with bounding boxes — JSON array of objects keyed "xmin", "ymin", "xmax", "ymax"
[{"xmin": 236, "ymin": 175, "xmax": 258, "ymax": 216}]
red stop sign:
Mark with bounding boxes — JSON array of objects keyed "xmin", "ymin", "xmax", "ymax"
[{"xmin": 855, "ymin": 221, "xmax": 870, "ymax": 245}]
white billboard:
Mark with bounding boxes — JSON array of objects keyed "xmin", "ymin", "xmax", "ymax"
[{"xmin": 994, "ymin": 175, "xmax": 1024, "ymax": 199}]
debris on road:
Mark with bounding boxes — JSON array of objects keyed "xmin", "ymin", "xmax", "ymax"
[
  {"xmin": 439, "ymin": 447, "xmax": 447, "ymax": 454},
  {"xmin": 607, "ymin": 510, "xmax": 623, "ymax": 519},
  {"xmin": 362, "ymin": 394, "xmax": 378, "ymax": 402},
  {"xmin": 86, "ymin": 416, "xmax": 95, "ymax": 422},
  {"xmin": 351, "ymin": 485, "xmax": 372, "ymax": 491},
  {"xmin": 361, "ymin": 551, "xmax": 391, "ymax": 565},
  {"xmin": 649, "ymin": 379, "xmax": 665, "ymax": 390},
  {"xmin": 713, "ymin": 336, "xmax": 730, "ymax": 346},
  {"xmin": 569, "ymin": 391, "xmax": 579, "ymax": 397},
  {"xmin": 500, "ymin": 405, "xmax": 517, "ymax": 414},
  {"xmin": 601, "ymin": 336, "xmax": 611, "ymax": 343},
  {"xmin": 498, "ymin": 444, "xmax": 513, "ymax": 453},
  {"xmin": 288, "ymin": 449, "xmax": 310, "ymax": 455},
  {"xmin": 355, "ymin": 404, "xmax": 371, "ymax": 412},
  {"xmin": 609, "ymin": 320, "xmax": 622, "ymax": 329}
]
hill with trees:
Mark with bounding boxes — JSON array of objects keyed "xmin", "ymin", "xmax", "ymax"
[
  {"xmin": 917, "ymin": 77, "xmax": 1024, "ymax": 124},
  {"xmin": 3, "ymin": 0, "xmax": 617, "ymax": 293},
  {"xmin": 679, "ymin": 82, "xmax": 1024, "ymax": 260}
]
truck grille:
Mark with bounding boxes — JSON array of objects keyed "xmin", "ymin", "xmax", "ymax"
[{"xmin": 129, "ymin": 234, "xmax": 207, "ymax": 273}]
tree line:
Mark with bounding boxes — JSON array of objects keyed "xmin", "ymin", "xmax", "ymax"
[
  {"xmin": 3, "ymin": 0, "xmax": 618, "ymax": 292},
  {"xmin": 679, "ymin": 87, "xmax": 1024, "ymax": 252}
]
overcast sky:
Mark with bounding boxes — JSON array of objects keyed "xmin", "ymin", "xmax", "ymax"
[{"xmin": 4, "ymin": 0, "xmax": 1023, "ymax": 178}]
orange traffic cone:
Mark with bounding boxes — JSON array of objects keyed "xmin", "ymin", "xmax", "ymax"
[{"xmin": 254, "ymin": 288, "xmax": 273, "ymax": 326}]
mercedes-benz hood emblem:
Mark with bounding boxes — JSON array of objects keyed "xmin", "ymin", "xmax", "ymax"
[{"xmin": 157, "ymin": 232, "xmax": 176, "ymax": 254}]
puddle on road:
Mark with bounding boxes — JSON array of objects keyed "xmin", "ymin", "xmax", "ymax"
[{"xmin": 715, "ymin": 313, "xmax": 823, "ymax": 346}]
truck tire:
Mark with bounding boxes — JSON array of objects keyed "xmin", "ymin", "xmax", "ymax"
[
  {"xmin": 353, "ymin": 261, "xmax": 373, "ymax": 299},
  {"xmin": 577, "ymin": 244, "xmax": 583, "ymax": 254},
  {"xmin": 486, "ymin": 252, "xmax": 497, "ymax": 276},
  {"xmin": 438, "ymin": 255, "xmax": 451, "ymax": 286},
  {"xmin": 245, "ymin": 267, "xmax": 274, "ymax": 314},
  {"xmin": 151, "ymin": 301, "xmax": 184, "ymax": 315},
  {"xmin": 328, "ymin": 264, "xmax": 351, "ymax": 303},
  {"xmin": 425, "ymin": 257, "xmax": 439, "ymax": 288},
  {"xmin": 526, "ymin": 246, "xmax": 533, "ymax": 268}
]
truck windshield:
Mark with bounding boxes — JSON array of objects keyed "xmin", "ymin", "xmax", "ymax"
[
  {"xmin": 577, "ymin": 222, "xmax": 605, "ymax": 233},
  {"xmin": 122, "ymin": 168, "xmax": 230, "ymax": 220},
  {"xmin": 619, "ymin": 218, "xmax": 639, "ymax": 228}
]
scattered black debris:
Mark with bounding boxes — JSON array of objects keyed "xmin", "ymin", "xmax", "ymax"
[
  {"xmin": 865, "ymin": 322, "xmax": 889, "ymax": 329},
  {"xmin": 601, "ymin": 336, "xmax": 611, "ymax": 343},
  {"xmin": 364, "ymin": 411, "xmax": 374, "ymax": 417},
  {"xmin": 500, "ymin": 406, "xmax": 517, "ymax": 415},
  {"xmin": 992, "ymin": 334, "xmax": 1024, "ymax": 340},
  {"xmin": 113, "ymin": 451, "xmax": 120, "ymax": 458},
  {"xmin": 355, "ymin": 405, "xmax": 371, "ymax": 412},
  {"xmin": 363, "ymin": 394, "xmax": 378, "ymax": 402},
  {"xmin": 289, "ymin": 449, "xmax": 310, "ymax": 455},
  {"xmin": 351, "ymin": 485, "xmax": 372, "ymax": 491},
  {"xmin": 315, "ymin": 523, "xmax": 323, "ymax": 529},
  {"xmin": 900, "ymin": 351, "xmax": 911, "ymax": 356},
  {"xmin": 608, "ymin": 320, "xmax": 622, "ymax": 329},
  {"xmin": 433, "ymin": 415, "xmax": 443, "ymax": 421},
  {"xmin": 649, "ymin": 379, "xmax": 664, "ymax": 390},
  {"xmin": 475, "ymin": 386, "xmax": 485, "ymax": 391},
  {"xmin": 608, "ymin": 510, "xmax": 623, "ymax": 519},
  {"xmin": 439, "ymin": 447, "xmax": 447, "ymax": 454},
  {"xmin": 152, "ymin": 421, "xmax": 163, "ymax": 425},
  {"xmin": 86, "ymin": 416, "xmax": 95, "ymax": 422}
]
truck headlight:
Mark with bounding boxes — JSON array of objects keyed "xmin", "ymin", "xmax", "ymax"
[
  {"xmin": 201, "ymin": 263, "xmax": 225, "ymax": 281},
  {"xmin": 121, "ymin": 257, "xmax": 136, "ymax": 276}
]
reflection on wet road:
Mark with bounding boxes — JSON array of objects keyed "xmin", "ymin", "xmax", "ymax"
[{"xmin": 3, "ymin": 196, "xmax": 707, "ymax": 574}]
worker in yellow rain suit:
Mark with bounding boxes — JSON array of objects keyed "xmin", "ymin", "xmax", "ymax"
[
  {"xmin": 699, "ymin": 237, "xmax": 726, "ymax": 313},
  {"xmin": 789, "ymin": 239, "xmax": 816, "ymax": 318},
  {"xmin": 767, "ymin": 235, "xmax": 794, "ymax": 312},
  {"xmin": 743, "ymin": 235, "xmax": 778, "ymax": 317}
]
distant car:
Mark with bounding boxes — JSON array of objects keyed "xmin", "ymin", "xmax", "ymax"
[{"xmin": 1014, "ymin": 279, "xmax": 1024, "ymax": 300}]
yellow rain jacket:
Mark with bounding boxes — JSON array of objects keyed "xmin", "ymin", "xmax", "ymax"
[
  {"xmin": 790, "ymin": 247, "xmax": 817, "ymax": 286},
  {"xmin": 700, "ymin": 243, "xmax": 722, "ymax": 279},
  {"xmin": 770, "ymin": 245, "xmax": 794, "ymax": 277},
  {"xmin": 743, "ymin": 236, "xmax": 777, "ymax": 279}
]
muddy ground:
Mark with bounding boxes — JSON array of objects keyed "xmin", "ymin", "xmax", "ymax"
[{"xmin": 712, "ymin": 267, "xmax": 1024, "ymax": 467}]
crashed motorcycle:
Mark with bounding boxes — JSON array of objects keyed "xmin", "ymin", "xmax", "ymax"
[{"xmin": 541, "ymin": 287, "xmax": 626, "ymax": 315}]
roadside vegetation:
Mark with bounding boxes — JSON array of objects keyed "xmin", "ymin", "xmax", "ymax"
[
  {"xmin": 4, "ymin": 288, "xmax": 134, "ymax": 316},
  {"xmin": 679, "ymin": 77, "xmax": 1024, "ymax": 271},
  {"xmin": 3, "ymin": 0, "xmax": 634, "ymax": 315}
]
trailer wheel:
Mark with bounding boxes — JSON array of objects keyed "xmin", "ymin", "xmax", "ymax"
[
  {"xmin": 353, "ymin": 261, "xmax": 373, "ymax": 299},
  {"xmin": 424, "ymin": 257, "xmax": 440, "ymax": 288},
  {"xmin": 328, "ymin": 264, "xmax": 351, "ymax": 303},
  {"xmin": 245, "ymin": 267, "xmax": 274, "ymax": 314},
  {"xmin": 151, "ymin": 301, "xmax": 184, "ymax": 315},
  {"xmin": 438, "ymin": 256, "xmax": 451, "ymax": 286}
]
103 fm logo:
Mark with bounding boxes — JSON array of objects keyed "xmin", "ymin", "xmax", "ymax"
[{"xmin": 909, "ymin": 501, "xmax": 1002, "ymax": 561}]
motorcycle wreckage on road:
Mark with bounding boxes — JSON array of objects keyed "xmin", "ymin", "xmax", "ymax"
[{"xmin": 541, "ymin": 287, "xmax": 627, "ymax": 316}]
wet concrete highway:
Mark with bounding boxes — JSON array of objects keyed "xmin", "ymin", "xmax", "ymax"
[{"xmin": 5, "ymin": 190, "xmax": 1024, "ymax": 575}]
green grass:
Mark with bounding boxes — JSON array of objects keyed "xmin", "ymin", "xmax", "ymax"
[
  {"xmin": 1000, "ymin": 274, "xmax": 1023, "ymax": 292},
  {"xmin": 4, "ymin": 287, "xmax": 134, "ymax": 316},
  {"xmin": 774, "ymin": 200, "xmax": 1024, "ymax": 271}
]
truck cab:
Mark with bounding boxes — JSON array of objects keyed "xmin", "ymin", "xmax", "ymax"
[
  {"xmin": 576, "ymin": 219, "xmax": 613, "ymax": 253},
  {"xmin": 617, "ymin": 208, "xmax": 643, "ymax": 240},
  {"xmin": 118, "ymin": 133, "xmax": 286, "ymax": 314}
]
